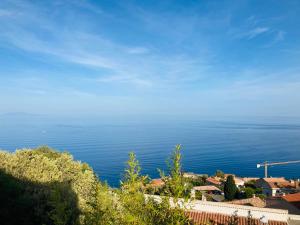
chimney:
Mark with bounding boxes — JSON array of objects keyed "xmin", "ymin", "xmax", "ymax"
[{"xmin": 295, "ymin": 179, "xmax": 300, "ymax": 189}]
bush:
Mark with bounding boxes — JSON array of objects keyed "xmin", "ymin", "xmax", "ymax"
[
  {"xmin": 0, "ymin": 147, "xmax": 192, "ymax": 225},
  {"xmin": 195, "ymin": 191, "xmax": 202, "ymax": 200},
  {"xmin": 0, "ymin": 147, "xmax": 98, "ymax": 225},
  {"xmin": 256, "ymin": 194, "xmax": 267, "ymax": 200},
  {"xmin": 242, "ymin": 187, "xmax": 255, "ymax": 199}
]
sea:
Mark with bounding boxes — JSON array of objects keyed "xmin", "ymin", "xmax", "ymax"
[{"xmin": 0, "ymin": 113, "xmax": 300, "ymax": 187}]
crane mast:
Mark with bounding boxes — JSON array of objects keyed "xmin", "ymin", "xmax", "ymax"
[{"xmin": 257, "ymin": 160, "xmax": 300, "ymax": 178}]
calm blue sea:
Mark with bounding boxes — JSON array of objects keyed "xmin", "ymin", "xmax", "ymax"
[{"xmin": 0, "ymin": 114, "xmax": 300, "ymax": 186}]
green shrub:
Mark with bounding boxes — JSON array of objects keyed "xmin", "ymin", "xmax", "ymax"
[
  {"xmin": 0, "ymin": 147, "xmax": 98, "ymax": 225},
  {"xmin": 243, "ymin": 187, "xmax": 255, "ymax": 198},
  {"xmin": 0, "ymin": 146, "xmax": 192, "ymax": 225}
]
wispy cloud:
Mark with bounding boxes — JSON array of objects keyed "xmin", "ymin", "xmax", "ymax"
[
  {"xmin": 232, "ymin": 26, "xmax": 270, "ymax": 40},
  {"xmin": 0, "ymin": 0, "xmax": 213, "ymax": 89},
  {"xmin": 246, "ymin": 27, "xmax": 270, "ymax": 39},
  {"xmin": 1, "ymin": 0, "xmax": 300, "ymax": 116}
]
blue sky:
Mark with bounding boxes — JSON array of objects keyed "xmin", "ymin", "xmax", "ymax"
[{"xmin": 0, "ymin": 0, "xmax": 300, "ymax": 118}]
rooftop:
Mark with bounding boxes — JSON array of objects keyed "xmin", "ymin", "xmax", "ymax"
[
  {"xmin": 186, "ymin": 210, "xmax": 287, "ymax": 225},
  {"xmin": 242, "ymin": 177, "xmax": 260, "ymax": 182},
  {"xmin": 266, "ymin": 197, "xmax": 300, "ymax": 215},
  {"xmin": 149, "ymin": 178, "xmax": 165, "ymax": 187},
  {"xmin": 228, "ymin": 196, "xmax": 266, "ymax": 208},
  {"xmin": 193, "ymin": 185, "xmax": 221, "ymax": 192},
  {"xmin": 283, "ymin": 192, "xmax": 300, "ymax": 202},
  {"xmin": 206, "ymin": 177, "xmax": 222, "ymax": 185},
  {"xmin": 256, "ymin": 177, "xmax": 292, "ymax": 189},
  {"xmin": 282, "ymin": 192, "xmax": 300, "ymax": 210}
]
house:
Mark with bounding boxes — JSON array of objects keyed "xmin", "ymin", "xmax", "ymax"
[
  {"xmin": 206, "ymin": 177, "xmax": 222, "ymax": 186},
  {"xmin": 255, "ymin": 177, "xmax": 292, "ymax": 197},
  {"xmin": 192, "ymin": 185, "xmax": 222, "ymax": 195},
  {"xmin": 234, "ymin": 177, "xmax": 245, "ymax": 188},
  {"xmin": 228, "ymin": 196, "xmax": 266, "ymax": 208},
  {"xmin": 222, "ymin": 174, "xmax": 245, "ymax": 188},
  {"xmin": 183, "ymin": 172, "xmax": 199, "ymax": 179},
  {"xmin": 242, "ymin": 177, "xmax": 260, "ymax": 183},
  {"xmin": 183, "ymin": 172, "xmax": 207, "ymax": 179},
  {"xmin": 149, "ymin": 178, "xmax": 165, "ymax": 188},
  {"xmin": 146, "ymin": 194, "xmax": 300, "ymax": 224},
  {"xmin": 266, "ymin": 196, "xmax": 300, "ymax": 215},
  {"xmin": 282, "ymin": 192, "xmax": 300, "ymax": 210},
  {"xmin": 191, "ymin": 185, "xmax": 223, "ymax": 200},
  {"xmin": 186, "ymin": 210, "xmax": 287, "ymax": 225}
]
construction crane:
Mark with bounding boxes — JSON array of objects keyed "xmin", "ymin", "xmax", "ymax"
[{"xmin": 257, "ymin": 160, "xmax": 300, "ymax": 178}]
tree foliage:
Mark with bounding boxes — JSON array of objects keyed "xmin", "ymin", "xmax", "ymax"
[
  {"xmin": 160, "ymin": 144, "xmax": 190, "ymax": 199},
  {"xmin": 215, "ymin": 170, "xmax": 225, "ymax": 178},
  {"xmin": 0, "ymin": 146, "xmax": 191, "ymax": 225},
  {"xmin": 224, "ymin": 175, "xmax": 237, "ymax": 201},
  {"xmin": 0, "ymin": 146, "xmax": 98, "ymax": 225},
  {"xmin": 121, "ymin": 152, "xmax": 148, "ymax": 193}
]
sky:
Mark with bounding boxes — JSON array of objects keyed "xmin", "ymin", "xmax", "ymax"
[{"xmin": 0, "ymin": 0, "xmax": 300, "ymax": 118}]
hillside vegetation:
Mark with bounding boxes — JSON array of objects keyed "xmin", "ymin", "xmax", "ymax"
[{"xmin": 0, "ymin": 146, "xmax": 191, "ymax": 225}]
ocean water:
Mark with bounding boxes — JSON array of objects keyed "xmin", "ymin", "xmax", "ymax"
[{"xmin": 0, "ymin": 114, "xmax": 300, "ymax": 186}]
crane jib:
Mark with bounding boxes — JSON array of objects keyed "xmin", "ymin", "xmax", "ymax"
[{"xmin": 256, "ymin": 160, "xmax": 300, "ymax": 178}]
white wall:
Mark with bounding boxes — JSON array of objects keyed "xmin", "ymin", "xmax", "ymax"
[{"xmin": 145, "ymin": 195, "xmax": 291, "ymax": 222}]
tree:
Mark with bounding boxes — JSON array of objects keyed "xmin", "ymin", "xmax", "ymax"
[
  {"xmin": 160, "ymin": 144, "xmax": 189, "ymax": 199},
  {"xmin": 0, "ymin": 147, "xmax": 192, "ymax": 225},
  {"xmin": 119, "ymin": 150, "xmax": 191, "ymax": 225},
  {"xmin": 121, "ymin": 152, "xmax": 147, "ymax": 193},
  {"xmin": 0, "ymin": 146, "xmax": 99, "ymax": 225},
  {"xmin": 224, "ymin": 175, "xmax": 237, "ymax": 200},
  {"xmin": 215, "ymin": 170, "xmax": 225, "ymax": 178}
]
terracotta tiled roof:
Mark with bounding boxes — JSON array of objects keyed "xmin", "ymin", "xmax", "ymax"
[
  {"xmin": 264, "ymin": 178, "xmax": 287, "ymax": 183},
  {"xmin": 282, "ymin": 192, "xmax": 300, "ymax": 209},
  {"xmin": 264, "ymin": 178, "xmax": 291, "ymax": 188},
  {"xmin": 186, "ymin": 210, "xmax": 287, "ymax": 225},
  {"xmin": 257, "ymin": 178, "xmax": 292, "ymax": 189},
  {"xmin": 229, "ymin": 197, "xmax": 266, "ymax": 208},
  {"xmin": 149, "ymin": 178, "xmax": 164, "ymax": 187},
  {"xmin": 283, "ymin": 192, "xmax": 300, "ymax": 202},
  {"xmin": 234, "ymin": 177, "xmax": 245, "ymax": 185},
  {"xmin": 207, "ymin": 177, "xmax": 222, "ymax": 185},
  {"xmin": 193, "ymin": 185, "xmax": 221, "ymax": 192},
  {"xmin": 242, "ymin": 177, "xmax": 260, "ymax": 182}
]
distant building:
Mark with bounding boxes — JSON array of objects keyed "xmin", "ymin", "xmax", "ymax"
[
  {"xmin": 192, "ymin": 185, "xmax": 222, "ymax": 195},
  {"xmin": 242, "ymin": 177, "xmax": 260, "ymax": 183},
  {"xmin": 255, "ymin": 177, "xmax": 293, "ymax": 197},
  {"xmin": 149, "ymin": 178, "xmax": 165, "ymax": 188},
  {"xmin": 186, "ymin": 210, "xmax": 286, "ymax": 225},
  {"xmin": 233, "ymin": 177, "xmax": 245, "ymax": 188},
  {"xmin": 206, "ymin": 177, "xmax": 222, "ymax": 186},
  {"xmin": 266, "ymin": 196, "xmax": 300, "ymax": 215},
  {"xmin": 146, "ymin": 194, "xmax": 300, "ymax": 224},
  {"xmin": 183, "ymin": 172, "xmax": 207, "ymax": 179},
  {"xmin": 218, "ymin": 174, "xmax": 246, "ymax": 188},
  {"xmin": 228, "ymin": 196, "xmax": 266, "ymax": 208},
  {"xmin": 282, "ymin": 192, "xmax": 300, "ymax": 210}
]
